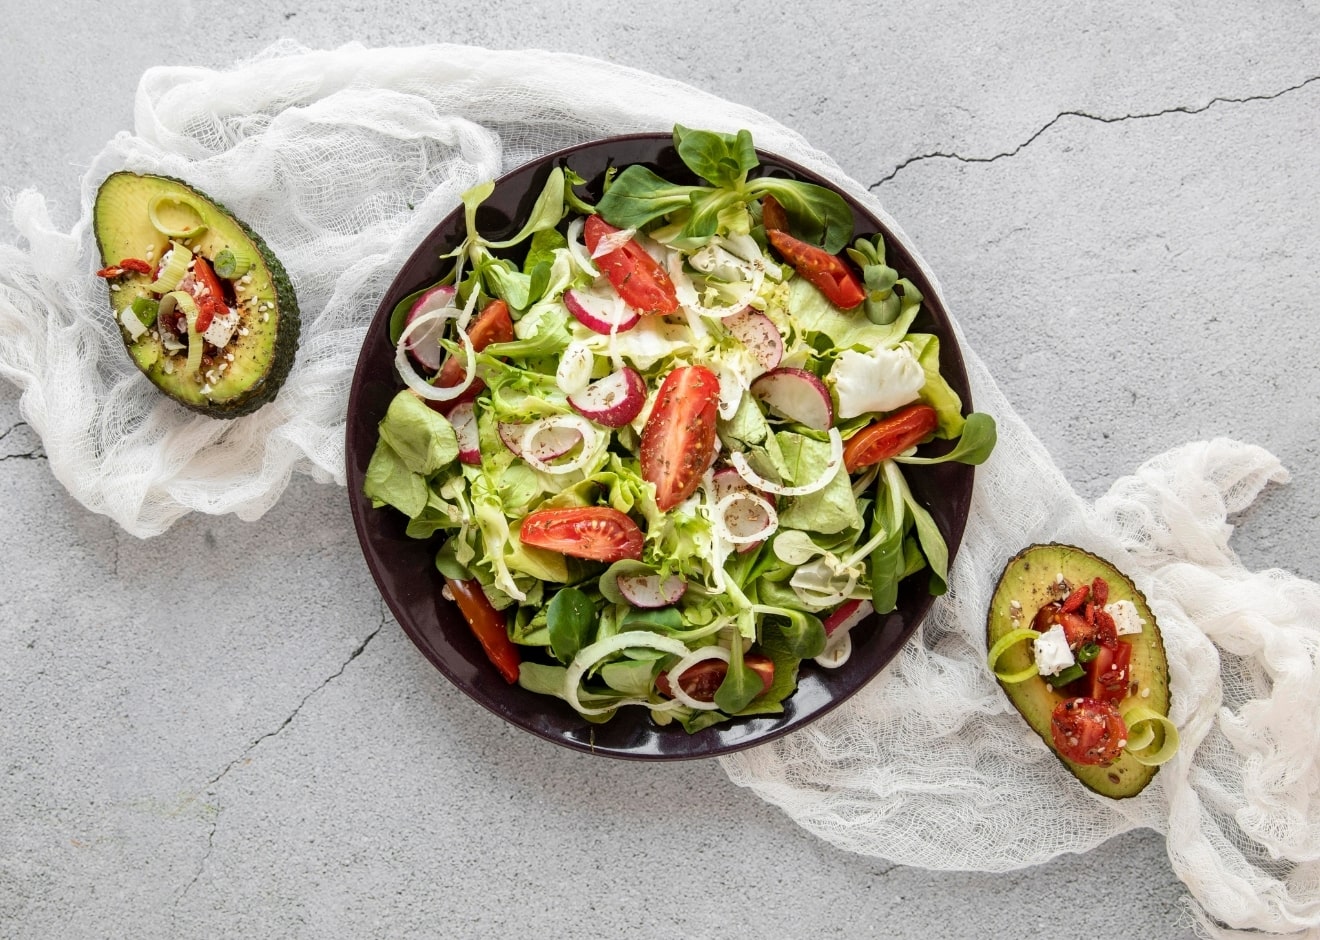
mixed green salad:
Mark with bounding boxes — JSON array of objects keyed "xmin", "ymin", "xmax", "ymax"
[{"xmin": 363, "ymin": 125, "xmax": 995, "ymax": 732}]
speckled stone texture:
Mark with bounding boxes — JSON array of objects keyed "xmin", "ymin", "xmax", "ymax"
[{"xmin": 3, "ymin": 2, "xmax": 1318, "ymax": 937}]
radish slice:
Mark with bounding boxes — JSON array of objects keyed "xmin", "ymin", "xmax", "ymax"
[
  {"xmin": 565, "ymin": 285, "xmax": 640, "ymax": 334},
  {"xmin": 724, "ymin": 309, "xmax": 783, "ymax": 372},
  {"xmin": 519, "ymin": 415, "xmax": 599, "ymax": 475},
  {"xmin": 750, "ymin": 367, "xmax": 834, "ymax": 430},
  {"xmin": 403, "ymin": 285, "xmax": 458, "ymax": 372},
  {"xmin": 823, "ymin": 598, "xmax": 874, "ymax": 637},
  {"xmin": 449, "ymin": 402, "xmax": 481, "ymax": 465},
  {"xmin": 498, "ymin": 419, "xmax": 579, "ymax": 460},
  {"xmin": 663, "ymin": 645, "xmax": 731, "ymax": 711},
  {"xmin": 556, "ymin": 340, "xmax": 595, "ymax": 395},
  {"xmin": 565, "ymin": 217, "xmax": 599, "ymax": 277},
  {"xmin": 616, "ymin": 572, "xmax": 687, "ymax": 609},
  {"xmin": 395, "ymin": 308, "xmax": 477, "ymax": 403},
  {"xmin": 567, "ymin": 366, "xmax": 646, "ymax": 428},
  {"xmin": 713, "ymin": 491, "xmax": 778, "ymax": 547},
  {"xmin": 815, "ymin": 632, "xmax": 853, "ymax": 669},
  {"xmin": 731, "ymin": 428, "xmax": 843, "ymax": 498}
]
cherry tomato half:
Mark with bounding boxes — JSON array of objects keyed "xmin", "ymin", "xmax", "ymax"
[
  {"xmin": 767, "ymin": 227, "xmax": 866, "ymax": 310},
  {"xmin": 444, "ymin": 577, "xmax": 520, "ymax": 684},
  {"xmin": 655, "ymin": 654, "xmax": 774, "ymax": 702},
  {"xmin": 1088, "ymin": 640, "xmax": 1133, "ymax": 705},
  {"xmin": 1051, "ymin": 696, "xmax": 1128, "ymax": 766},
  {"xmin": 432, "ymin": 298, "xmax": 516, "ymax": 414},
  {"xmin": 640, "ymin": 365, "xmax": 721, "ymax": 511},
  {"xmin": 519, "ymin": 507, "xmax": 645, "ymax": 563},
  {"xmin": 191, "ymin": 256, "xmax": 229, "ymax": 334},
  {"xmin": 842, "ymin": 403, "xmax": 939, "ymax": 472},
  {"xmin": 583, "ymin": 215, "xmax": 679, "ymax": 315}
]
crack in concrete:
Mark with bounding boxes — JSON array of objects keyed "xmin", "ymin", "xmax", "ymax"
[
  {"xmin": 174, "ymin": 601, "xmax": 388, "ymax": 906},
  {"xmin": 871, "ymin": 74, "xmax": 1320, "ymax": 189},
  {"xmin": 0, "ymin": 421, "xmax": 45, "ymax": 462},
  {"xmin": 175, "ymin": 806, "xmax": 220, "ymax": 907},
  {"xmin": 201, "ymin": 602, "xmax": 387, "ymax": 792}
]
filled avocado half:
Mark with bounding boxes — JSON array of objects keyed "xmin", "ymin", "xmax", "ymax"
[
  {"xmin": 986, "ymin": 543, "xmax": 1176, "ymax": 798},
  {"xmin": 93, "ymin": 172, "xmax": 300, "ymax": 418}
]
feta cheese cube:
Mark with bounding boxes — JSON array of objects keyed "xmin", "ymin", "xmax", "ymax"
[
  {"xmin": 1105, "ymin": 600, "xmax": 1146, "ymax": 636},
  {"xmin": 829, "ymin": 343, "xmax": 925, "ymax": 419},
  {"xmin": 1032, "ymin": 624, "xmax": 1075, "ymax": 677}
]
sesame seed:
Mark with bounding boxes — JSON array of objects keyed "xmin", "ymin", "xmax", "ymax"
[{"xmin": 110, "ymin": 284, "xmax": 120, "ymax": 291}]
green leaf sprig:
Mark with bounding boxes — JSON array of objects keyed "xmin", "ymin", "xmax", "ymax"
[{"xmin": 595, "ymin": 125, "xmax": 855, "ymax": 253}]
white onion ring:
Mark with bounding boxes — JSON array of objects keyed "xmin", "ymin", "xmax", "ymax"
[
  {"xmin": 814, "ymin": 632, "xmax": 853, "ymax": 669},
  {"xmin": 730, "ymin": 428, "xmax": 844, "ymax": 497},
  {"xmin": 394, "ymin": 306, "xmax": 477, "ymax": 402},
  {"xmin": 791, "ymin": 570, "xmax": 860, "ymax": 609},
  {"xmin": 563, "ymin": 631, "xmax": 689, "ymax": 716},
  {"xmin": 667, "ymin": 253, "xmax": 763, "ymax": 320},
  {"xmin": 591, "ymin": 226, "xmax": 637, "ymax": 258},
  {"xmin": 664, "ymin": 645, "xmax": 732, "ymax": 711},
  {"xmin": 565, "ymin": 216, "xmax": 599, "ymax": 278},
  {"xmin": 519, "ymin": 414, "xmax": 599, "ymax": 475},
  {"xmin": 713, "ymin": 491, "xmax": 778, "ymax": 546}
]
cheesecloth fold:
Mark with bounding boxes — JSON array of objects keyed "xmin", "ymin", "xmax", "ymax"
[{"xmin": 1, "ymin": 42, "xmax": 1315, "ymax": 938}]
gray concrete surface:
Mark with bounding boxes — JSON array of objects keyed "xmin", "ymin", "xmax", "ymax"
[{"xmin": 3, "ymin": 2, "xmax": 1318, "ymax": 937}]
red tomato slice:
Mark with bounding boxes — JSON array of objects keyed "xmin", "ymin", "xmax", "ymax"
[
  {"xmin": 431, "ymin": 298, "xmax": 516, "ymax": 414},
  {"xmin": 842, "ymin": 404, "xmax": 939, "ymax": 472},
  {"xmin": 1051, "ymin": 696, "xmax": 1128, "ymax": 766},
  {"xmin": 767, "ymin": 228, "xmax": 866, "ymax": 310},
  {"xmin": 760, "ymin": 194, "xmax": 790, "ymax": 233},
  {"xmin": 583, "ymin": 215, "xmax": 679, "ymax": 315},
  {"xmin": 191, "ymin": 256, "xmax": 228, "ymax": 334},
  {"xmin": 1088, "ymin": 640, "xmax": 1133, "ymax": 704},
  {"xmin": 444, "ymin": 577, "xmax": 520, "ymax": 684},
  {"xmin": 640, "ymin": 365, "xmax": 721, "ymax": 511},
  {"xmin": 519, "ymin": 507, "xmax": 645, "ymax": 562},
  {"xmin": 655, "ymin": 653, "xmax": 774, "ymax": 702}
]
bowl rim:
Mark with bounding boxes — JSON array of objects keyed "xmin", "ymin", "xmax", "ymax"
[{"xmin": 346, "ymin": 130, "xmax": 975, "ymax": 760}]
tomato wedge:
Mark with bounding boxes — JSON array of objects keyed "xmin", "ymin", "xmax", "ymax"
[
  {"xmin": 583, "ymin": 215, "xmax": 679, "ymax": 315},
  {"xmin": 640, "ymin": 365, "xmax": 721, "ymax": 511},
  {"xmin": 1088, "ymin": 640, "xmax": 1133, "ymax": 705},
  {"xmin": 655, "ymin": 653, "xmax": 774, "ymax": 702},
  {"xmin": 191, "ymin": 255, "xmax": 228, "ymax": 334},
  {"xmin": 1051, "ymin": 696, "xmax": 1127, "ymax": 766},
  {"xmin": 760, "ymin": 194, "xmax": 790, "ymax": 234},
  {"xmin": 766, "ymin": 227, "xmax": 865, "ymax": 310},
  {"xmin": 444, "ymin": 577, "xmax": 520, "ymax": 684},
  {"xmin": 519, "ymin": 507, "xmax": 645, "ymax": 562},
  {"xmin": 842, "ymin": 403, "xmax": 939, "ymax": 472},
  {"xmin": 431, "ymin": 298, "xmax": 516, "ymax": 414}
]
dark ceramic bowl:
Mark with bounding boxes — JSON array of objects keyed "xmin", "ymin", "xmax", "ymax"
[{"xmin": 346, "ymin": 133, "xmax": 974, "ymax": 760}]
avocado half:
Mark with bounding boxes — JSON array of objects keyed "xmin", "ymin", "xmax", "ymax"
[
  {"xmin": 987, "ymin": 543, "xmax": 1172, "ymax": 798},
  {"xmin": 93, "ymin": 172, "xmax": 300, "ymax": 417}
]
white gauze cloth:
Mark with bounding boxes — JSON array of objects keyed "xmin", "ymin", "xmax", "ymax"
[{"xmin": 1, "ymin": 42, "xmax": 1316, "ymax": 938}]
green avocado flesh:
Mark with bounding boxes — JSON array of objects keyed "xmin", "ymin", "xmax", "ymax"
[
  {"xmin": 93, "ymin": 172, "xmax": 300, "ymax": 417},
  {"xmin": 987, "ymin": 543, "xmax": 1172, "ymax": 799}
]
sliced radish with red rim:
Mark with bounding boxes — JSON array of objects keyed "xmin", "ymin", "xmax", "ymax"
[
  {"xmin": 724, "ymin": 309, "xmax": 783, "ymax": 372},
  {"xmin": 568, "ymin": 367, "xmax": 646, "ymax": 428},
  {"xmin": 449, "ymin": 402, "xmax": 481, "ymax": 465},
  {"xmin": 616, "ymin": 572, "xmax": 687, "ymax": 609},
  {"xmin": 403, "ymin": 285, "xmax": 457, "ymax": 373},
  {"xmin": 565, "ymin": 285, "xmax": 640, "ymax": 335},
  {"xmin": 750, "ymin": 367, "xmax": 835, "ymax": 430}
]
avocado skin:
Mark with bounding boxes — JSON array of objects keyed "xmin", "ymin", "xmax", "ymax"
[
  {"xmin": 986, "ymin": 543, "xmax": 1172, "ymax": 799},
  {"xmin": 93, "ymin": 172, "xmax": 300, "ymax": 419}
]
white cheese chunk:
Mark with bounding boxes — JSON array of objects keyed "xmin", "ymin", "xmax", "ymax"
[
  {"xmin": 829, "ymin": 343, "xmax": 925, "ymax": 419},
  {"xmin": 1105, "ymin": 600, "xmax": 1146, "ymax": 636},
  {"xmin": 1032, "ymin": 623, "xmax": 1076, "ymax": 677},
  {"xmin": 202, "ymin": 307, "xmax": 240, "ymax": 349}
]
